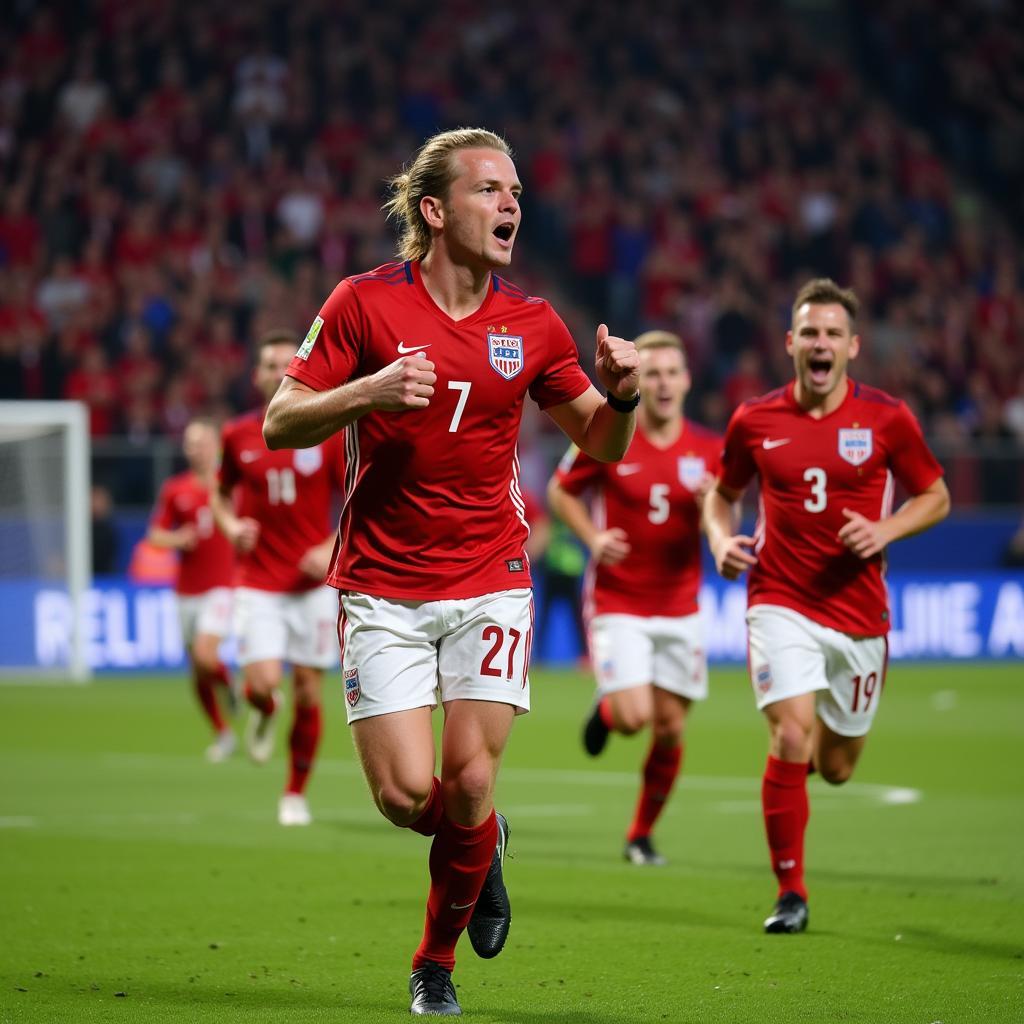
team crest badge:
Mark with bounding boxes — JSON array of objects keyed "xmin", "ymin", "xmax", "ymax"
[
  {"xmin": 344, "ymin": 667, "xmax": 361, "ymax": 708},
  {"xmin": 837, "ymin": 428, "xmax": 873, "ymax": 466},
  {"xmin": 293, "ymin": 445, "xmax": 323, "ymax": 475},
  {"xmin": 678, "ymin": 456, "xmax": 706, "ymax": 491},
  {"xmin": 487, "ymin": 333, "xmax": 524, "ymax": 380}
]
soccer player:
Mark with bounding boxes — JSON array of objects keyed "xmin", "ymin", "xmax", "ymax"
[
  {"xmin": 548, "ymin": 330, "xmax": 720, "ymax": 866},
  {"xmin": 703, "ymin": 278, "xmax": 950, "ymax": 934},
  {"xmin": 210, "ymin": 330, "xmax": 345, "ymax": 827},
  {"xmin": 147, "ymin": 417, "xmax": 237, "ymax": 762},
  {"xmin": 262, "ymin": 128, "xmax": 640, "ymax": 1016}
]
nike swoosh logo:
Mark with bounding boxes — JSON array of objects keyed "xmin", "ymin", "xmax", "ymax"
[
  {"xmin": 450, "ymin": 900, "xmax": 476, "ymax": 910},
  {"xmin": 616, "ymin": 464, "xmax": 642, "ymax": 476},
  {"xmin": 239, "ymin": 451, "xmax": 261, "ymax": 462},
  {"xmin": 762, "ymin": 438, "xmax": 792, "ymax": 449},
  {"xmin": 397, "ymin": 341, "xmax": 431, "ymax": 354}
]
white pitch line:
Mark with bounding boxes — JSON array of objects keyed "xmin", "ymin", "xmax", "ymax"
[{"xmin": 0, "ymin": 816, "xmax": 36, "ymax": 828}]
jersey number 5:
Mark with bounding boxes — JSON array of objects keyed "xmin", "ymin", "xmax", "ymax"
[{"xmin": 803, "ymin": 467, "xmax": 827, "ymax": 513}]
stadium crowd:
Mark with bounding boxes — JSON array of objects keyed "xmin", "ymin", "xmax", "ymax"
[{"xmin": 0, "ymin": 0, "xmax": 1021, "ymax": 497}]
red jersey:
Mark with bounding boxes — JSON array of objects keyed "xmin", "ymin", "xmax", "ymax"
[
  {"xmin": 219, "ymin": 410, "xmax": 345, "ymax": 593},
  {"xmin": 719, "ymin": 379, "xmax": 943, "ymax": 636},
  {"xmin": 149, "ymin": 472, "xmax": 235, "ymax": 596},
  {"xmin": 556, "ymin": 421, "xmax": 721, "ymax": 618},
  {"xmin": 287, "ymin": 260, "xmax": 592, "ymax": 600}
]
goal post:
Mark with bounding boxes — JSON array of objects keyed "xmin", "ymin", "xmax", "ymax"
[{"xmin": 0, "ymin": 401, "xmax": 92, "ymax": 682}]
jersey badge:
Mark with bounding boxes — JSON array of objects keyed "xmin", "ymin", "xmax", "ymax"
[
  {"xmin": 838, "ymin": 428, "xmax": 873, "ymax": 466},
  {"xmin": 344, "ymin": 667, "xmax": 361, "ymax": 707},
  {"xmin": 295, "ymin": 316, "xmax": 324, "ymax": 361},
  {"xmin": 293, "ymin": 445, "xmax": 323, "ymax": 476},
  {"xmin": 487, "ymin": 332, "xmax": 524, "ymax": 380},
  {"xmin": 678, "ymin": 456, "xmax": 706, "ymax": 491}
]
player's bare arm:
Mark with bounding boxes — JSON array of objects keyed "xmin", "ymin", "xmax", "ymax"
[
  {"xmin": 547, "ymin": 477, "xmax": 632, "ymax": 566},
  {"xmin": 298, "ymin": 535, "xmax": 336, "ymax": 581},
  {"xmin": 263, "ymin": 356, "xmax": 437, "ymax": 450},
  {"xmin": 209, "ymin": 484, "xmax": 260, "ymax": 553},
  {"xmin": 147, "ymin": 523, "xmax": 198, "ymax": 552},
  {"xmin": 704, "ymin": 483, "xmax": 759, "ymax": 580},
  {"xmin": 545, "ymin": 325, "xmax": 641, "ymax": 462},
  {"xmin": 838, "ymin": 477, "xmax": 951, "ymax": 560}
]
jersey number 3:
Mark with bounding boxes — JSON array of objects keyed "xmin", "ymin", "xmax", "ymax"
[{"xmin": 803, "ymin": 467, "xmax": 827, "ymax": 513}]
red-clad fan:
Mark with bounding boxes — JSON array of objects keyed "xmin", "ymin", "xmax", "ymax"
[
  {"xmin": 147, "ymin": 417, "xmax": 237, "ymax": 762},
  {"xmin": 211, "ymin": 330, "xmax": 345, "ymax": 828},
  {"xmin": 704, "ymin": 278, "xmax": 950, "ymax": 936},
  {"xmin": 549, "ymin": 330, "xmax": 720, "ymax": 867},
  {"xmin": 262, "ymin": 128, "xmax": 640, "ymax": 1017}
]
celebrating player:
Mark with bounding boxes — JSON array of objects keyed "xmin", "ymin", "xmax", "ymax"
[
  {"xmin": 262, "ymin": 128, "xmax": 639, "ymax": 1016},
  {"xmin": 211, "ymin": 330, "xmax": 345, "ymax": 827},
  {"xmin": 549, "ymin": 331, "xmax": 719, "ymax": 866},
  {"xmin": 703, "ymin": 279, "xmax": 950, "ymax": 934},
  {"xmin": 147, "ymin": 417, "xmax": 237, "ymax": 762}
]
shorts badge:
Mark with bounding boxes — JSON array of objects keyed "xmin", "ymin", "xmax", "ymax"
[
  {"xmin": 838, "ymin": 428, "xmax": 872, "ymax": 466},
  {"xmin": 755, "ymin": 664, "xmax": 772, "ymax": 694},
  {"xmin": 487, "ymin": 333, "xmax": 524, "ymax": 380},
  {"xmin": 344, "ymin": 667, "xmax": 361, "ymax": 707}
]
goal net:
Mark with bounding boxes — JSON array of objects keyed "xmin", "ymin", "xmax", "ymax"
[{"xmin": 0, "ymin": 402, "xmax": 91, "ymax": 681}]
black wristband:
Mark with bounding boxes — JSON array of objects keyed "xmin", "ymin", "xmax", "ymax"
[{"xmin": 606, "ymin": 390, "xmax": 640, "ymax": 413}]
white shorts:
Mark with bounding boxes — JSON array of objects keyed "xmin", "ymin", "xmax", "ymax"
[
  {"xmin": 746, "ymin": 605, "xmax": 889, "ymax": 738},
  {"xmin": 177, "ymin": 588, "xmax": 233, "ymax": 646},
  {"xmin": 339, "ymin": 589, "xmax": 534, "ymax": 723},
  {"xmin": 589, "ymin": 612, "xmax": 708, "ymax": 701},
  {"xmin": 234, "ymin": 586, "xmax": 339, "ymax": 670}
]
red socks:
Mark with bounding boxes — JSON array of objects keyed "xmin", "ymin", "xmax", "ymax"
[
  {"xmin": 598, "ymin": 696, "xmax": 615, "ymax": 730},
  {"xmin": 762, "ymin": 755, "xmax": 810, "ymax": 901},
  {"xmin": 409, "ymin": 777, "xmax": 444, "ymax": 837},
  {"xmin": 286, "ymin": 704, "xmax": 322, "ymax": 795},
  {"xmin": 194, "ymin": 669, "xmax": 226, "ymax": 732},
  {"xmin": 626, "ymin": 741, "xmax": 683, "ymax": 843},
  {"xmin": 411, "ymin": 811, "xmax": 498, "ymax": 972}
]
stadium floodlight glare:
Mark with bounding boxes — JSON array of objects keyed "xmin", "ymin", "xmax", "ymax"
[{"xmin": 0, "ymin": 401, "xmax": 91, "ymax": 682}]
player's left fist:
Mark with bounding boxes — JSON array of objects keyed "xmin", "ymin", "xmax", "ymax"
[
  {"xmin": 594, "ymin": 323, "xmax": 639, "ymax": 399},
  {"xmin": 838, "ymin": 508, "xmax": 888, "ymax": 559}
]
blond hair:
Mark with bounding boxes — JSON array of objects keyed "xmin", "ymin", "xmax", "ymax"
[
  {"xmin": 792, "ymin": 278, "xmax": 859, "ymax": 325},
  {"xmin": 634, "ymin": 329, "xmax": 687, "ymax": 367},
  {"xmin": 383, "ymin": 128, "xmax": 513, "ymax": 261}
]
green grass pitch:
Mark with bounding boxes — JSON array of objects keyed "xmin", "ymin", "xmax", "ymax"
[{"xmin": 1, "ymin": 663, "xmax": 1022, "ymax": 1023}]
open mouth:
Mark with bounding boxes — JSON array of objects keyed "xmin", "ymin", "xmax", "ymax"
[
  {"xmin": 493, "ymin": 223, "xmax": 515, "ymax": 243},
  {"xmin": 808, "ymin": 355, "xmax": 832, "ymax": 384}
]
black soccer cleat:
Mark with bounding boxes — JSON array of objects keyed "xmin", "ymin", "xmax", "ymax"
[
  {"xmin": 764, "ymin": 891, "xmax": 809, "ymax": 934},
  {"xmin": 623, "ymin": 835, "xmax": 667, "ymax": 866},
  {"xmin": 466, "ymin": 812, "xmax": 511, "ymax": 959},
  {"xmin": 409, "ymin": 961, "xmax": 461, "ymax": 1016},
  {"xmin": 582, "ymin": 703, "xmax": 610, "ymax": 757}
]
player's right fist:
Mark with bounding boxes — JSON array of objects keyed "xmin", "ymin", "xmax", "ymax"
[
  {"xmin": 713, "ymin": 534, "xmax": 758, "ymax": 580},
  {"xmin": 233, "ymin": 517, "xmax": 261, "ymax": 553},
  {"xmin": 372, "ymin": 355, "xmax": 436, "ymax": 411},
  {"xmin": 591, "ymin": 527, "xmax": 631, "ymax": 566}
]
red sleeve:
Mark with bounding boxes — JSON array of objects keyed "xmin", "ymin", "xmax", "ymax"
[
  {"xmin": 553, "ymin": 443, "xmax": 604, "ymax": 496},
  {"xmin": 287, "ymin": 279, "xmax": 364, "ymax": 391},
  {"xmin": 218, "ymin": 424, "xmax": 241, "ymax": 494},
  {"xmin": 529, "ymin": 305, "xmax": 592, "ymax": 411},
  {"xmin": 150, "ymin": 479, "xmax": 177, "ymax": 529},
  {"xmin": 887, "ymin": 402, "xmax": 944, "ymax": 494},
  {"xmin": 718, "ymin": 406, "xmax": 757, "ymax": 493}
]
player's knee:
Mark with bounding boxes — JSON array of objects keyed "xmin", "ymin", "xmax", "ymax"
[
  {"xmin": 652, "ymin": 722, "xmax": 682, "ymax": 747},
  {"xmin": 376, "ymin": 782, "xmax": 432, "ymax": 827},
  {"xmin": 442, "ymin": 763, "xmax": 494, "ymax": 816},
  {"xmin": 617, "ymin": 711, "xmax": 648, "ymax": 735},
  {"xmin": 819, "ymin": 762, "xmax": 854, "ymax": 786},
  {"xmin": 772, "ymin": 719, "xmax": 813, "ymax": 761}
]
